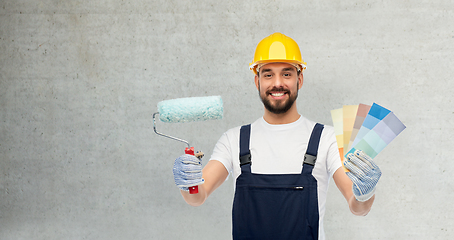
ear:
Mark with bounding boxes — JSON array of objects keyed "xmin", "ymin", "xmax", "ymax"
[
  {"xmin": 297, "ymin": 73, "xmax": 303, "ymax": 90},
  {"xmin": 255, "ymin": 74, "xmax": 260, "ymax": 90}
]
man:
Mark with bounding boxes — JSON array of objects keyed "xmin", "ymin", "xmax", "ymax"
[{"xmin": 172, "ymin": 33, "xmax": 382, "ymax": 239}]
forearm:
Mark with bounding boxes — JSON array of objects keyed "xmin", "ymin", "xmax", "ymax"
[
  {"xmin": 180, "ymin": 185, "xmax": 208, "ymax": 207},
  {"xmin": 333, "ymin": 167, "xmax": 377, "ymax": 216},
  {"xmin": 179, "ymin": 160, "xmax": 228, "ymax": 207},
  {"xmin": 348, "ymin": 194, "xmax": 375, "ymax": 216}
]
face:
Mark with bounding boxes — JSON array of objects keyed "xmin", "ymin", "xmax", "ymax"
[{"xmin": 255, "ymin": 63, "xmax": 303, "ymax": 114}]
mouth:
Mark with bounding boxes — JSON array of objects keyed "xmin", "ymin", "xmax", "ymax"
[
  {"xmin": 268, "ymin": 89, "xmax": 289, "ymax": 99},
  {"xmin": 271, "ymin": 92, "xmax": 285, "ymax": 97}
]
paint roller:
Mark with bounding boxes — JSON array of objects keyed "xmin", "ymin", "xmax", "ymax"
[{"xmin": 153, "ymin": 95, "xmax": 224, "ymax": 194}]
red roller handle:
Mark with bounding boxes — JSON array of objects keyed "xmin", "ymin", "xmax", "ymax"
[{"xmin": 185, "ymin": 147, "xmax": 199, "ymax": 194}]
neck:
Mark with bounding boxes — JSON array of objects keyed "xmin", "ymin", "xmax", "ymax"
[{"xmin": 262, "ymin": 104, "xmax": 301, "ymax": 125}]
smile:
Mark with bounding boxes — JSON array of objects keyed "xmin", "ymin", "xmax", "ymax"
[
  {"xmin": 271, "ymin": 93, "xmax": 285, "ymax": 97},
  {"xmin": 268, "ymin": 91, "xmax": 289, "ymax": 99}
]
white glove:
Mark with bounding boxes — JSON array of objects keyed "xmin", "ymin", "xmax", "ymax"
[
  {"xmin": 173, "ymin": 154, "xmax": 204, "ymax": 191},
  {"xmin": 344, "ymin": 150, "xmax": 382, "ymax": 202}
]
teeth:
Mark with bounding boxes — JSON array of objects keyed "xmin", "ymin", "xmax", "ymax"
[{"xmin": 271, "ymin": 93, "xmax": 285, "ymax": 97}]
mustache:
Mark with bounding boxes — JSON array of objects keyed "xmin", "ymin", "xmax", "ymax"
[{"xmin": 266, "ymin": 87, "xmax": 290, "ymax": 94}]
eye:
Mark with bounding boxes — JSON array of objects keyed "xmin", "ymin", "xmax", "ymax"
[{"xmin": 283, "ymin": 73, "xmax": 292, "ymax": 77}]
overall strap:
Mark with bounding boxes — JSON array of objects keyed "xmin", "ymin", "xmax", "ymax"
[
  {"xmin": 302, "ymin": 123, "xmax": 324, "ymax": 174},
  {"xmin": 239, "ymin": 124, "xmax": 252, "ymax": 167}
]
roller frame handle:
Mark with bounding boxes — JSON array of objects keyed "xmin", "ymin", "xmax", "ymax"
[{"xmin": 185, "ymin": 147, "xmax": 199, "ymax": 194}]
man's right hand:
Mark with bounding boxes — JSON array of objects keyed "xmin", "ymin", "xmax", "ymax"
[{"xmin": 173, "ymin": 154, "xmax": 204, "ymax": 191}]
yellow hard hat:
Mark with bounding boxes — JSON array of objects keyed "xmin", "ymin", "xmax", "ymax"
[{"xmin": 249, "ymin": 32, "xmax": 307, "ymax": 75}]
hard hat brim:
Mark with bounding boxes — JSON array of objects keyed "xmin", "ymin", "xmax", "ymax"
[{"xmin": 249, "ymin": 59, "xmax": 307, "ymax": 74}]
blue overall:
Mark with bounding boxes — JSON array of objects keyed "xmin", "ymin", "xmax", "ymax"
[{"xmin": 232, "ymin": 123, "xmax": 324, "ymax": 240}]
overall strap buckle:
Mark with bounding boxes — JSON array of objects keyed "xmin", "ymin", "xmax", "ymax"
[
  {"xmin": 239, "ymin": 124, "xmax": 252, "ymax": 166},
  {"xmin": 303, "ymin": 154, "xmax": 317, "ymax": 166},
  {"xmin": 303, "ymin": 123, "xmax": 324, "ymax": 170}
]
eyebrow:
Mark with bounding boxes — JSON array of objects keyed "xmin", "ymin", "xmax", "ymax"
[
  {"xmin": 260, "ymin": 67, "xmax": 296, "ymax": 74},
  {"xmin": 260, "ymin": 68, "xmax": 272, "ymax": 74},
  {"xmin": 282, "ymin": 67, "xmax": 296, "ymax": 72}
]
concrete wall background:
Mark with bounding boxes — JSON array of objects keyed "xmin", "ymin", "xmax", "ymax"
[{"xmin": 1, "ymin": 0, "xmax": 453, "ymax": 239}]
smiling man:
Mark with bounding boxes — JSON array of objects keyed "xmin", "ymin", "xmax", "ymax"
[{"xmin": 172, "ymin": 33, "xmax": 382, "ymax": 240}]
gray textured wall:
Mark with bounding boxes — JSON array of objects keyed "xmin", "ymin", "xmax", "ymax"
[{"xmin": 1, "ymin": 1, "xmax": 453, "ymax": 239}]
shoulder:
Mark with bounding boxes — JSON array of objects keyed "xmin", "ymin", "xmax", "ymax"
[
  {"xmin": 299, "ymin": 116, "xmax": 335, "ymax": 139},
  {"xmin": 217, "ymin": 118, "xmax": 261, "ymax": 145},
  {"xmin": 321, "ymin": 124, "xmax": 336, "ymax": 139},
  {"xmin": 221, "ymin": 125, "xmax": 242, "ymax": 140},
  {"xmin": 225, "ymin": 118, "xmax": 263, "ymax": 135},
  {"xmin": 296, "ymin": 116, "xmax": 335, "ymax": 136}
]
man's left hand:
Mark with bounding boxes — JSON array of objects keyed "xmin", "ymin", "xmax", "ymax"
[{"xmin": 344, "ymin": 150, "xmax": 382, "ymax": 202}]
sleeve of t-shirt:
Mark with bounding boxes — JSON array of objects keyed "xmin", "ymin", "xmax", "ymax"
[
  {"xmin": 209, "ymin": 131, "xmax": 234, "ymax": 175},
  {"xmin": 325, "ymin": 126, "xmax": 343, "ymax": 177}
]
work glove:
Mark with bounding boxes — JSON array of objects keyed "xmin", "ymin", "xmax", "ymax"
[
  {"xmin": 173, "ymin": 154, "xmax": 204, "ymax": 191},
  {"xmin": 344, "ymin": 150, "xmax": 382, "ymax": 202}
]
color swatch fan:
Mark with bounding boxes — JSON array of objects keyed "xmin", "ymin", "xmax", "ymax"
[{"xmin": 331, "ymin": 103, "xmax": 406, "ymax": 171}]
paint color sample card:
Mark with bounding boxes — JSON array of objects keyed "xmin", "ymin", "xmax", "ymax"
[
  {"xmin": 343, "ymin": 105, "xmax": 359, "ymax": 152},
  {"xmin": 331, "ymin": 103, "xmax": 406, "ymax": 171},
  {"xmin": 347, "ymin": 110, "xmax": 406, "ymax": 158},
  {"xmin": 351, "ymin": 103, "xmax": 391, "ymax": 147},
  {"xmin": 348, "ymin": 104, "xmax": 371, "ymax": 151}
]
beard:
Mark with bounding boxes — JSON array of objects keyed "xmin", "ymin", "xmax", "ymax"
[{"xmin": 259, "ymin": 84, "xmax": 299, "ymax": 114}]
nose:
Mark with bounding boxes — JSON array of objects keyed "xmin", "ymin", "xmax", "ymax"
[{"xmin": 273, "ymin": 75, "xmax": 284, "ymax": 87}]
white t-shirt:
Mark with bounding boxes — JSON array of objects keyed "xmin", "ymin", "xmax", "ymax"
[{"xmin": 210, "ymin": 116, "xmax": 342, "ymax": 240}]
